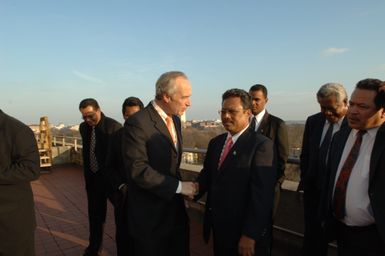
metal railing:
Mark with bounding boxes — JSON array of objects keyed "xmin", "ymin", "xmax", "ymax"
[{"xmin": 52, "ymin": 135, "xmax": 300, "ymax": 165}]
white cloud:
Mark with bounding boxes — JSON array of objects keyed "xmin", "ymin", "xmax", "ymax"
[
  {"xmin": 322, "ymin": 48, "xmax": 350, "ymax": 56},
  {"xmin": 72, "ymin": 70, "xmax": 103, "ymax": 83}
]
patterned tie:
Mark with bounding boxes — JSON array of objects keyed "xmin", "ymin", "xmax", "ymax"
[
  {"xmin": 319, "ymin": 123, "xmax": 334, "ymax": 166},
  {"xmin": 218, "ymin": 136, "xmax": 233, "ymax": 168},
  {"xmin": 166, "ymin": 116, "xmax": 177, "ymax": 144},
  {"xmin": 333, "ymin": 130, "xmax": 366, "ymax": 219},
  {"xmin": 89, "ymin": 126, "xmax": 98, "ymax": 173}
]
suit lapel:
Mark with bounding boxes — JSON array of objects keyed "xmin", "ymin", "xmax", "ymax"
[
  {"xmin": 213, "ymin": 134, "xmax": 229, "ymax": 179},
  {"xmin": 216, "ymin": 129, "xmax": 252, "ymax": 178},
  {"xmin": 314, "ymin": 114, "xmax": 326, "ymax": 146},
  {"xmin": 173, "ymin": 115, "xmax": 183, "ymax": 154},
  {"xmin": 369, "ymin": 124, "xmax": 385, "ymax": 185},
  {"xmin": 147, "ymin": 104, "xmax": 177, "ymax": 152},
  {"xmin": 328, "ymin": 127, "xmax": 351, "ymax": 199},
  {"xmin": 257, "ymin": 112, "xmax": 269, "ymax": 134}
]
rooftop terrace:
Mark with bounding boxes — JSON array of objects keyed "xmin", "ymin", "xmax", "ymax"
[{"xmin": 33, "ymin": 165, "xmax": 213, "ymax": 256}]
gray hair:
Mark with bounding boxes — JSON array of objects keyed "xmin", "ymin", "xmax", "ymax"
[
  {"xmin": 155, "ymin": 71, "xmax": 188, "ymax": 100},
  {"xmin": 317, "ymin": 83, "xmax": 348, "ymax": 103}
]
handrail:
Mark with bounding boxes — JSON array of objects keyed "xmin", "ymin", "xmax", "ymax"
[{"xmin": 51, "ymin": 135, "xmax": 301, "ymax": 165}]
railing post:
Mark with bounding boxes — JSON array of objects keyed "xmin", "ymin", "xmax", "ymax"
[
  {"xmin": 53, "ymin": 136, "xmax": 57, "ymax": 146},
  {"xmin": 74, "ymin": 138, "xmax": 78, "ymax": 151},
  {"xmin": 62, "ymin": 137, "xmax": 65, "ymax": 146}
]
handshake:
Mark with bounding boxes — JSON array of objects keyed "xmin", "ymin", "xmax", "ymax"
[{"xmin": 181, "ymin": 181, "xmax": 200, "ymax": 200}]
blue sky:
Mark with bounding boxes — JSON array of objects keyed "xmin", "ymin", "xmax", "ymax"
[{"xmin": 1, "ymin": 0, "xmax": 384, "ymax": 125}]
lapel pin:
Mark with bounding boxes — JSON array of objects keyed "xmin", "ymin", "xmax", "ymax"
[{"xmin": 233, "ymin": 151, "xmax": 237, "ymax": 155}]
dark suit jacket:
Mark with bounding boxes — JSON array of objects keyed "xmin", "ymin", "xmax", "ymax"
[
  {"xmin": 197, "ymin": 128, "xmax": 276, "ymax": 248},
  {"xmin": 122, "ymin": 103, "xmax": 188, "ymax": 238},
  {"xmin": 105, "ymin": 127, "xmax": 126, "ymax": 204},
  {"xmin": 0, "ymin": 110, "xmax": 40, "ymax": 256},
  {"xmin": 79, "ymin": 113, "xmax": 121, "ymax": 186},
  {"xmin": 321, "ymin": 124, "xmax": 385, "ymax": 243},
  {"xmin": 300, "ymin": 113, "xmax": 347, "ymax": 191},
  {"xmin": 252, "ymin": 111, "xmax": 288, "ymax": 182}
]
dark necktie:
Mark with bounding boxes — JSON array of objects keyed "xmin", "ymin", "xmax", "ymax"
[
  {"xmin": 333, "ymin": 130, "xmax": 366, "ymax": 219},
  {"xmin": 319, "ymin": 123, "xmax": 334, "ymax": 166},
  {"xmin": 249, "ymin": 116, "xmax": 256, "ymax": 131},
  {"xmin": 89, "ymin": 126, "xmax": 98, "ymax": 173}
]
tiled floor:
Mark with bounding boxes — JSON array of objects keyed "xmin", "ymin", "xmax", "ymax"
[{"xmin": 33, "ymin": 165, "xmax": 212, "ymax": 256}]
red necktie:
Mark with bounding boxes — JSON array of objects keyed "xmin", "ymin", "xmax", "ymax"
[
  {"xmin": 333, "ymin": 130, "xmax": 366, "ymax": 219},
  {"xmin": 218, "ymin": 136, "xmax": 233, "ymax": 168},
  {"xmin": 166, "ymin": 116, "xmax": 177, "ymax": 144}
]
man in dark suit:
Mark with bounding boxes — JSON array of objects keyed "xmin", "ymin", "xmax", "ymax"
[
  {"xmin": 196, "ymin": 88, "xmax": 276, "ymax": 256},
  {"xmin": 106, "ymin": 96, "xmax": 143, "ymax": 256},
  {"xmin": 0, "ymin": 110, "xmax": 40, "ymax": 256},
  {"xmin": 299, "ymin": 83, "xmax": 348, "ymax": 256},
  {"xmin": 79, "ymin": 98, "xmax": 122, "ymax": 256},
  {"xmin": 321, "ymin": 78, "xmax": 385, "ymax": 256},
  {"xmin": 122, "ymin": 71, "xmax": 197, "ymax": 256},
  {"xmin": 248, "ymin": 84, "xmax": 288, "ymax": 217}
]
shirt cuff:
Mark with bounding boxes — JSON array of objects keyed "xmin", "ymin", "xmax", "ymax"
[
  {"xmin": 176, "ymin": 181, "xmax": 182, "ymax": 193},
  {"xmin": 118, "ymin": 183, "xmax": 126, "ymax": 190}
]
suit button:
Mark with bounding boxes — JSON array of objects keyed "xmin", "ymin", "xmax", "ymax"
[{"xmin": 209, "ymin": 207, "xmax": 212, "ymax": 211}]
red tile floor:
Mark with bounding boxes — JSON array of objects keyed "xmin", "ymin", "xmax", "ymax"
[{"xmin": 33, "ymin": 165, "xmax": 213, "ymax": 256}]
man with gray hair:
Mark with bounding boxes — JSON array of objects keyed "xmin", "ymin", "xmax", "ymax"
[
  {"xmin": 122, "ymin": 71, "xmax": 196, "ymax": 255},
  {"xmin": 299, "ymin": 83, "xmax": 349, "ymax": 256}
]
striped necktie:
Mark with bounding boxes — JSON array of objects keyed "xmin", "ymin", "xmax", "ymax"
[{"xmin": 333, "ymin": 130, "xmax": 366, "ymax": 219}]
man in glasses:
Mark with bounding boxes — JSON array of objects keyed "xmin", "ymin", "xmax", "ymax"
[
  {"xmin": 299, "ymin": 83, "xmax": 348, "ymax": 256},
  {"xmin": 196, "ymin": 88, "xmax": 276, "ymax": 256},
  {"xmin": 79, "ymin": 98, "xmax": 121, "ymax": 256}
]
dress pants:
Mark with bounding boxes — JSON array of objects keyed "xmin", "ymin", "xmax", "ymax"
[
  {"xmin": 129, "ymin": 222, "xmax": 190, "ymax": 256},
  {"xmin": 336, "ymin": 221, "xmax": 385, "ymax": 256},
  {"xmin": 113, "ymin": 189, "xmax": 130, "ymax": 256},
  {"xmin": 85, "ymin": 174, "xmax": 107, "ymax": 254},
  {"xmin": 302, "ymin": 188, "xmax": 328, "ymax": 256}
]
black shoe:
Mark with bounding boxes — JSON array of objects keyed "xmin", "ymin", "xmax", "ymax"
[{"xmin": 83, "ymin": 248, "xmax": 101, "ymax": 256}]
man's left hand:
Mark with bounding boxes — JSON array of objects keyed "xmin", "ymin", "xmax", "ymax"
[{"xmin": 238, "ymin": 235, "xmax": 255, "ymax": 256}]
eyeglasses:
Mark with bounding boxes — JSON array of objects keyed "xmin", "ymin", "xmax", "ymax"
[
  {"xmin": 82, "ymin": 112, "xmax": 96, "ymax": 120},
  {"xmin": 218, "ymin": 108, "xmax": 243, "ymax": 116}
]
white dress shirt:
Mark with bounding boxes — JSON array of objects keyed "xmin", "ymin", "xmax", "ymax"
[
  {"xmin": 252, "ymin": 109, "xmax": 266, "ymax": 131},
  {"xmin": 333, "ymin": 127, "xmax": 379, "ymax": 226}
]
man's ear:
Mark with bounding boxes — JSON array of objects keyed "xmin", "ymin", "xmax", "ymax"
[
  {"xmin": 163, "ymin": 93, "xmax": 171, "ymax": 103},
  {"xmin": 380, "ymin": 108, "xmax": 385, "ymax": 119}
]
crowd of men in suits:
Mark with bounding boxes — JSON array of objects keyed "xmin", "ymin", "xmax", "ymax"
[{"xmin": 1, "ymin": 71, "xmax": 384, "ymax": 256}]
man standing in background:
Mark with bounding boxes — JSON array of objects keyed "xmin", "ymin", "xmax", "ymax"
[
  {"xmin": 299, "ymin": 83, "xmax": 348, "ymax": 256},
  {"xmin": 79, "ymin": 99, "xmax": 122, "ymax": 256},
  {"xmin": 122, "ymin": 71, "xmax": 196, "ymax": 256},
  {"xmin": 106, "ymin": 96, "xmax": 144, "ymax": 256},
  {"xmin": 321, "ymin": 78, "xmax": 385, "ymax": 255},
  {"xmin": 249, "ymin": 84, "xmax": 289, "ymax": 217}
]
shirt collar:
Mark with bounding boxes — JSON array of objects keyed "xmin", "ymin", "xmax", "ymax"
[
  {"xmin": 151, "ymin": 100, "xmax": 168, "ymax": 121},
  {"xmin": 255, "ymin": 109, "xmax": 266, "ymax": 124},
  {"xmin": 226, "ymin": 124, "xmax": 250, "ymax": 144},
  {"xmin": 352, "ymin": 126, "xmax": 379, "ymax": 139}
]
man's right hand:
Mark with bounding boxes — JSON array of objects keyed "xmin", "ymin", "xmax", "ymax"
[{"xmin": 181, "ymin": 181, "xmax": 199, "ymax": 199}]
